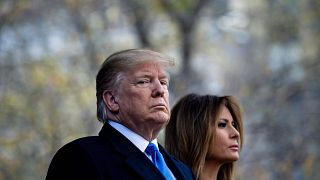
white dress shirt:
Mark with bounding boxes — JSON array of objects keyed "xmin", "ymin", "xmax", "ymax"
[
  {"xmin": 108, "ymin": 120, "xmax": 158, "ymax": 158},
  {"xmin": 108, "ymin": 120, "xmax": 176, "ymax": 179}
]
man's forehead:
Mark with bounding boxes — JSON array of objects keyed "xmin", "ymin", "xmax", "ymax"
[
  {"xmin": 131, "ymin": 70, "xmax": 170, "ymax": 79},
  {"xmin": 127, "ymin": 62, "xmax": 169, "ymax": 76}
]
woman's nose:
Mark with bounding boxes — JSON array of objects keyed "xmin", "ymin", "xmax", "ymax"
[{"xmin": 230, "ymin": 126, "xmax": 240, "ymax": 139}]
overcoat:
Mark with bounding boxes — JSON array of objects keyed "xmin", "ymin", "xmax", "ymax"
[{"xmin": 46, "ymin": 123, "xmax": 195, "ymax": 180}]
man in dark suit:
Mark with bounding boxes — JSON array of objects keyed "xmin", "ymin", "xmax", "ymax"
[{"xmin": 46, "ymin": 49, "xmax": 195, "ymax": 180}]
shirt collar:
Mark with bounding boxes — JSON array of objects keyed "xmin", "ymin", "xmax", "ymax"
[{"xmin": 108, "ymin": 120, "xmax": 158, "ymax": 152}]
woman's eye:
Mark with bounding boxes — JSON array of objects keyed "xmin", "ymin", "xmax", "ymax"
[
  {"xmin": 232, "ymin": 122, "xmax": 237, "ymax": 128},
  {"xmin": 218, "ymin": 122, "xmax": 227, "ymax": 128}
]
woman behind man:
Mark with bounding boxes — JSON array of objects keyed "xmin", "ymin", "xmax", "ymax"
[{"xmin": 165, "ymin": 93, "xmax": 244, "ymax": 180}]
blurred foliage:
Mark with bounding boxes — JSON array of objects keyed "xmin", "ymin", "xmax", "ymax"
[{"xmin": 0, "ymin": 0, "xmax": 319, "ymax": 179}]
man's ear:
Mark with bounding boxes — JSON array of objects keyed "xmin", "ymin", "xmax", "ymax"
[{"xmin": 103, "ymin": 90, "xmax": 119, "ymax": 112}]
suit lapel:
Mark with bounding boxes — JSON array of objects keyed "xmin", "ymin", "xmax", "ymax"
[
  {"xmin": 99, "ymin": 123, "xmax": 165, "ymax": 180},
  {"xmin": 159, "ymin": 144, "xmax": 191, "ymax": 180},
  {"xmin": 125, "ymin": 153, "xmax": 165, "ymax": 180}
]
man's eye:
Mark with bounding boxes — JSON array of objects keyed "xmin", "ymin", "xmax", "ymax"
[
  {"xmin": 218, "ymin": 122, "xmax": 227, "ymax": 128},
  {"xmin": 136, "ymin": 79, "xmax": 150, "ymax": 87},
  {"xmin": 160, "ymin": 80, "xmax": 169, "ymax": 87},
  {"xmin": 137, "ymin": 79, "xmax": 150, "ymax": 84}
]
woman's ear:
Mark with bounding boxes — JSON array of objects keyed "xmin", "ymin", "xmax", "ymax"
[{"xmin": 103, "ymin": 90, "xmax": 119, "ymax": 112}]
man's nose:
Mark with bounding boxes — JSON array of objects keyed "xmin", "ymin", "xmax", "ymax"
[{"xmin": 151, "ymin": 80, "xmax": 165, "ymax": 97}]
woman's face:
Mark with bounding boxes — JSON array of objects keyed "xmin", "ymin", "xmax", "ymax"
[{"xmin": 206, "ymin": 105, "xmax": 240, "ymax": 164}]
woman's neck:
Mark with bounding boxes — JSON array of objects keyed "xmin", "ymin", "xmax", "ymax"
[{"xmin": 200, "ymin": 160, "xmax": 222, "ymax": 180}]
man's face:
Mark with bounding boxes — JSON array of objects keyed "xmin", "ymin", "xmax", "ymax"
[{"xmin": 115, "ymin": 62, "xmax": 170, "ymax": 140}]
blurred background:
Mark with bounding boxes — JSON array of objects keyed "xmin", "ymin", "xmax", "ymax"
[{"xmin": 0, "ymin": 0, "xmax": 319, "ymax": 179}]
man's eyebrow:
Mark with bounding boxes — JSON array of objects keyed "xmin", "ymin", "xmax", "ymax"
[
  {"xmin": 133, "ymin": 71, "xmax": 152, "ymax": 77},
  {"xmin": 159, "ymin": 72, "xmax": 170, "ymax": 79},
  {"xmin": 133, "ymin": 72, "xmax": 169, "ymax": 79},
  {"xmin": 159, "ymin": 75, "xmax": 169, "ymax": 79}
]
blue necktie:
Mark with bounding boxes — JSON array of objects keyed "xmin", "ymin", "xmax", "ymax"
[{"xmin": 145, "ymin": 143, "xmax": 174, "ymax": 179}]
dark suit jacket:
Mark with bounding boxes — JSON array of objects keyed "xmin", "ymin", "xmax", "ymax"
[{"xmin": 46, "ymin": 123, "xmax": 195, "ymax": 180}]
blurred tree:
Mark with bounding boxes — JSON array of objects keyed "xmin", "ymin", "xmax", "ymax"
[
  {"xmin": 119, "ymin": 0, "xmax": 153, "ymax": 47},
  {"xmin": 115, "ymin": 0, "xmax": 209, "ymax": 99},
  {"xmin": 160, "ymin": 0, "xmax": 210, "ymax": 74},
  {"xmin": 1, "ymin": 0, "xmax": 320, "ymax": 179},
  {"xmin": 232, "ymin": 0, "xmax": 320, "ymax": 179}
]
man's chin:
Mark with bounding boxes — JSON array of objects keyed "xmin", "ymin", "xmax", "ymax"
[{"xmin": 150, "ymin": 112, "xmax": 169, "ymax": 124}]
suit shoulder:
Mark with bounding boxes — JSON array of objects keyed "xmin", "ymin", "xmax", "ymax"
[
  {"xmin": 46, "ymin": 136, "xmax": 102, "ymax": 179},
  {"xmin": 53, "ymin": 135, "xmax": 112, "ymax": 159},
  {"xmin": 169, "ymin": 155, "xmax": 195, "ymax": 180},
  {"xmin": 68, "ymin": 136, "xmax": 101, "ymax": 147},
  {"xmin": 169, "ymin": 155, "xmax": 190, "ymax": 169}
]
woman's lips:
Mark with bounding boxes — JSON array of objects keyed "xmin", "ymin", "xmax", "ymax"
[{"xmin": 229, "ymin": 144, "xmax": 239, "ymax": 151}]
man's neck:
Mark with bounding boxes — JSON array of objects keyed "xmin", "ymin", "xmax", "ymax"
[{"xmin": 108, "ymin": 120, "xmax": 158, "ymax": 151}]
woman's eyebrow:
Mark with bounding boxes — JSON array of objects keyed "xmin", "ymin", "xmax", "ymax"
[{"xmin": 219, "ymin": 118, "xmax": 229, "ymax": 122}]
